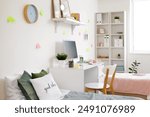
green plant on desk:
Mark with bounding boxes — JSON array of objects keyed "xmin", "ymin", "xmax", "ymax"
[
  {"xmin": 56, "ymin": 53, "xmax": 67, "ymax": 60},
  {"xmin": 129, "ymin": 60, "xmax": 140, "ymax": 73}
]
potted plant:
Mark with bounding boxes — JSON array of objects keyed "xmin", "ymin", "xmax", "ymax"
[
  {"xmin": 56, "ymin": 53, "xmax": 67, "ymax": 60},
  {"xmin": 114, "ymin": 16, "xmax": 120, "ymax": 23},
  {"xmin": 56, "ymin": 53, "xmax": 67, "ymax": 67},
  {"xmin": 128, "ymin": 60, "xmax": 140, "ymax": 74}
]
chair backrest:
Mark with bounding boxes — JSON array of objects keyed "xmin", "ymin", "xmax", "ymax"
[
  {"xmin": 103, "ymin": 68, "xmax": 109, "ymax": 94},
  {"xmin": 103, "ymin": 64, "xmax": 117, "ymax": 89}
]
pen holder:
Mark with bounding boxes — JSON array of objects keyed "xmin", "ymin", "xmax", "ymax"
[{"xmin": 69, "ymin": 60, "xmax": 74, "ymax": 68}]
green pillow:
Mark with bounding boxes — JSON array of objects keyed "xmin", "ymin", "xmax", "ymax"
[
  {"xmin": 31, "ymin": 69, "xmax": 48, "ymax": 78},
  {"xmin": 17, "ymin": 71, "xmax": 39, "ymax": 100}
]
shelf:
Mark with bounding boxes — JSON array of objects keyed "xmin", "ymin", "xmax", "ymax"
[
  {"xmin": 95, "ymin": 11, "xmax": 125, "ymax": 71},
  {"xmin": 52, "ymin": 18, "xmax": 86, "ymax": 34},
  {"xmin": 111, "ymin": 23, "xmax": 124, "ymax": 25},
  {"xmin": 97, "ymin": 58, "xmax": 109, "ymax": 61},
  {"xmin": 52, "ymin": 18, "xmax": 86, "ymax": 26},
  {"xmin": 111, "ymin": 47, "xmax": 124, "ymax": 49},
  {"xmin": 96, "ymin": 34, "xmax": 109, "ymax": 36},
  {"xmin": 111, "ymin": 58, "xmax": 124, "ymax": 61},
  {"xmin": 97, "ymin": 46, "xmax": 109, "ymax": 49},
  {"xmin": 111, "ymin": 34, "xmax": 124, "ymax": 36},
  {"xmin": 96, "ymin": 23, "xmax": 109, "ymax": 26}
]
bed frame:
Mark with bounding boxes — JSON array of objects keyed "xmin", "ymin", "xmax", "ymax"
[{"xmin": 0, "ymin": 78, "xmax": 6, "ymax": 100}]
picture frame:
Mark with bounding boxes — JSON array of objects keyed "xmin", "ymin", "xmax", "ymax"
[
  {"xmin": 52, "ymin": 0, "xmax": 61, "ymax": 18},
  {"xmin": 60, "ymin": 0, "xmax": 71, "ymax": 18}
]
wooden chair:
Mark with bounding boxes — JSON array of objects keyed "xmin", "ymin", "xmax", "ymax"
[{"xmin": 85, "ymin": 64, "xmax": 117, "ymax": 94}]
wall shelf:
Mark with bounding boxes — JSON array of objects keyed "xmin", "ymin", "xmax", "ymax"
[
  {"xmin": 52, "ymin": 18, "xmax": 86, "ymax": 33},
  {"xmin": 52, "ymin": 18, "xmax": 86, "ymax": 26}
]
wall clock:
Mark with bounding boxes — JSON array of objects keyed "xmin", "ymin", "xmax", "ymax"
[{"xmin": 24, "ymin": 4, "xmax": 38, "ymax": 24}]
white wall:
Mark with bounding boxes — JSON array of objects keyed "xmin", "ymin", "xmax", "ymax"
[
  {"xmin": 98, "ymin": 0, "xmax": 150, "ymax": 73},
  {"xmin": 0, "ymin": 0, "xmax": 99, "ymax": 77}
]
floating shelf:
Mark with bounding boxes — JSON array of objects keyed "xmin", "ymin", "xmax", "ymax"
[
  {"xmin": 52, "ymin": 18, "xmax": 86, "ymax": 33},
  {"xmin": 52, "ymin": 18, "xmax": 86, "ymax": 26}
]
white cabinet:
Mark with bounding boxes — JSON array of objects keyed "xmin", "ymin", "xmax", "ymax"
[{"xmin": 95, "ymin": 11, "xmax": 126, "ymax": 73}]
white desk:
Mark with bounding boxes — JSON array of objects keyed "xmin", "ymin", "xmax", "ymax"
[{"xmin": 50, "ymin": 63, "xmax": 103, "ymax": 92}]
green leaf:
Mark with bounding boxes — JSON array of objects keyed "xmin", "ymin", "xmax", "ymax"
[
  {"xmin": 129, "ymin": 68, "xmax": 132, "ymax": 70},
  {"xmin": 40, "ymin": 9, "xmax": 44, "ymax": 16},
  {"xmin": 131, "ymin": 64, "xmax": 135, "ymax": 67},
  {"xmin": 7, "ymin": 16, "xmax": 16, "ymax": 23}
]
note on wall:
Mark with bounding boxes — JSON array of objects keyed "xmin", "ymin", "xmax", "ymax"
[
  {"xmin": 36, "ymin": 43, "xmax": 41, "ymax": 49},
  {"xmin": 40, "ymin": 9, "xmax": 44, "ymax": 16},
  {"xmin": 7, "ymin": 16, "xmax": 16, "ymax": 23},
  {"xmin": 86, "ymin": 48, "xmax": 91, "ymax": 53}
]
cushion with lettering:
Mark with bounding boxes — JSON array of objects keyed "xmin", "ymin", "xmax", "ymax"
[
  {"xmin": 17, "ymin": 71, "xmax": 39, "ymax": 100},
  {"xmin": 30, "ymin": 73, "xmax": 62, "ymax": 100},
  {"xmin": 31, "ymin": 69, "xmax": 48, "ymax": 78}
]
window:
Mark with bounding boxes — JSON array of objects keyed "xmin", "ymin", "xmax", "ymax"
[{"xmin": 130, "ymin": 0, "xmax": 150, "ymax": 53}]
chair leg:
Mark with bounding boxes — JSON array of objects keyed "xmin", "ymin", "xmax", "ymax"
[
  {"xmin": 103, "ymin": 88, "xmax": 107, "ymax": 94},
  {"xmin": 110, "ymin": 87, "xmax": 114, "ymax": 95},
  {"xmin": 85, "ymin": 87, "xmax": 89, "ymax": 92}
]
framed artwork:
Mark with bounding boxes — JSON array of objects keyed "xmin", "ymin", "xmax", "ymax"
[
  {"xmin": 60, "ymin": 0, "xmax": 71, "ymax": 18},
  {"xmin": 52, "ymin": 0, "xmax": 61, "ymax": 18}
]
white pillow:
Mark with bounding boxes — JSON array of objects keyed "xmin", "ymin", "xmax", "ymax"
[
  {"xmin": 5, "ymin": 75, "xmax": 25, "ymax": 100},
  {"xmin": 30, "ymin": 73, "xmax": 62, "ymax": 100}
]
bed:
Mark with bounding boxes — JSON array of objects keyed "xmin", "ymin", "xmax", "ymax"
[
  {"xmin": 113, "ymin": 73, "xmax": 150, "ymax": 99},
  {"xmin": 0, "ymin": 73, "xmax": 142, "ymax": 100}
]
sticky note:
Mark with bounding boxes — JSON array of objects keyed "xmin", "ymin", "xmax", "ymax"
[
  {"xmin": 36, "ymin": 43, "xmax": 41, "ymax": 49},
  {"xmin": 40, "ymin": 9, "xmax": 44, "ymax": 16},
  {"xmin": 86, "ymin": 48, "xmax": 90, "ymax": 52},
  {"xmin": 7, "ymin": 16, "xmax": 16, "ymax": 23}
]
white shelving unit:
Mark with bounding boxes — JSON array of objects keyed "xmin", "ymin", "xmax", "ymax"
[
  {"xmin": 52, "ymin": 18, "xmax": 86, "ymax": 33},
  {"xmin": 95, "ymin": 11, "xmax": 126, "ymax": 72}
]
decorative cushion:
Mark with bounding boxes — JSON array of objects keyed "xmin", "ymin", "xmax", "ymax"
[
  {"xmin": 17, "ymin": 71, "xmax": 39, "ymax": 100},
  {"xmin": 31, "ymin": 69, "xmax": 48, "ymax": 78},
  {"xmin": 30, "ymin": 73, "xmax": 62, "ymax": 100},
  {"xmin": 5, "ymin": 75, "xmax": 25, "ymax": 100}
]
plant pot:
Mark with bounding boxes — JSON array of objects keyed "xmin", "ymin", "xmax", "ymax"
[
  {"xmin": 114, "ymin": 19, "xmax": 120, "ymax": 23},
  {"xmin": 58, "ymin": 60, "xmax": 66, "ymax": 68}
]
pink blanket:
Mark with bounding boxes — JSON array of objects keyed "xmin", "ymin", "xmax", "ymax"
[{"xmin": 114, "ymin": 73, "xmax": 150, "ymax": 97}]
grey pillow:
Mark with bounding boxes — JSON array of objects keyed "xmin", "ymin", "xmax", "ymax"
[{"xmin": 17, "ymin": 71, "xmax": 39, "ymax": 100}]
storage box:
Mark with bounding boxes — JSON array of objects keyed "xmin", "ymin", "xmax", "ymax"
[{"xmin": 114, "ymin": 39, "xmax": 123, "ymax": 47}]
